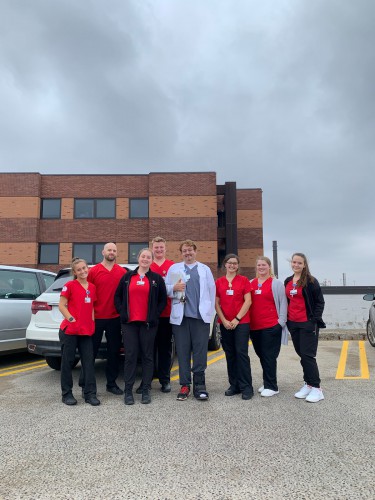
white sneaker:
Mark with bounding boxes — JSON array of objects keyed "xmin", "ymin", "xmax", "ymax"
[
  {"xmin": 305, "ymin": 387, "xmax": 324, "ymax": 403},
  {"xmin": 258, "ymin": 385, "xmax": 264, "ymax": 393},
  {"xmin": 260, "ymin": 388, "xmax": 279, "ymax": 397},
  {"xmin": 294, "ymin": 383, "xmax": 312, "ymax": 399}
]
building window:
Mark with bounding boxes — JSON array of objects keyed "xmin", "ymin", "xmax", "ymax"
[
  {"xmin": 129, "ymin": 199, "xmax": 148, "ymax": 218},
  {"xmin": 41, "ymin": 199, "xmax": 61, "ymax": 219},
  {"xmin": 74, "ymin": 199, "xmax": 115, "ymax": 219},
  {"xmin": 39, "ymin": 244, "xmax": 59, "ymax": 264},
  {"xmin": 73, "ymin": 243, "xmax": 106, "ymax": 265},
  {"xmin": 128, "ymin": 243, "xmax": 148, "ymax": 264}
]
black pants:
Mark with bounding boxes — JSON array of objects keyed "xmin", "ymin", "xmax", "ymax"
[
  {"xmin": 220, "ymin": 323, "xmax": 253, "ymax": 393},
  {"xmin": 155, "ymin": 317, "xmax": 173, "ymax": 385},
  {"xmin": 59, "ymin": 329, "xmax": 97, "ymax": 398},
  {"xmin": 288, "ymin": 321, "xmax": 321, "ymax": 388},
  {"xmin": 79, "ymin": 317, "xmax": 122, "ymax": 389},
  {"xmin": 122, "ymin": 322, "xmax": 157, "ymax": 391},
  {"xmin": 250, "ymin": 323, "xmax": 282, "ymax": 391}
]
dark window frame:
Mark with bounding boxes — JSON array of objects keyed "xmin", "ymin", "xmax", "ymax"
[
  {"xmin": 41, "ymin": 199, "xmax": 61, "ymax": 219},
  {"xmin": 129, "ymin": 198, "xmax": 149, "ymax": 219},
  {"xmin": 39, "ymin": 243, "xmax": 60, "ymax": 264},
  {"xmin": 72, "ymin": 243, "xmax": 106, "ymax": 265},
  {"xmin": 74, "ymin": 199, "xmax": 116, "ymax": 219},
  {"xmin": 128, "ymin": 242, "xmax": 148, "ymax": 264}
]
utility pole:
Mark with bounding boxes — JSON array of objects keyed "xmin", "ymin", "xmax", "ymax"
[{"xmin": 272, "ymin": 241, "xmax": 278, "ymax": 278}]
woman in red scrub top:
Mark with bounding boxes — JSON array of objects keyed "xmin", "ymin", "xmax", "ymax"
[
  {"xmin": 215, "ymin": 254, "xmax": 253, "ymax": 399},
  {"xmin": 284, "ymin": 253, "xmax": 325, "ymax": 403},
  {"xmin": 250, "ymin": 256, "xmax": 288, "ymax": 398},
  {"xmin": 59, "ymin": 257, "xmax": 99, "ymax": 406},
  {"xmin": 114, "ymin": 248, "xmax": 167, "ymax": 406}
]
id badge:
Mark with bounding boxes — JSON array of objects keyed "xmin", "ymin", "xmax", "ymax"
[
  {"xmin": 290, "ymin": 289, "xmax": 297, "ymax": 296},
  {"xmin": 226, "ymin": 289, "xmax": 234, "ymax": 296},
  {"xmin": 255, "ymin": 289, "xmax": 262, "ymax": 295},
  {"xmin": 185, "ymin": 274, "xmax": 190, "ymax": 282},
  {"xmin": 137, "ymin": 281, "xmax": 145, "ymax": 286},
  {"xmin": 85, "ymin": 297, "xmax": 91, "ymax": 303}
]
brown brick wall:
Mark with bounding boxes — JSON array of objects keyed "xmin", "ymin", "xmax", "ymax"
[
  {"xmin": 41, "ymin": 175, "xmax": 149, "ymax": 197},
  {"xmin": 150, "ymin": 196, "xmax": 217, "ymax": 218},
  {"xmin": 0, "ymin": 197, "xmax": 40, "ymax": 218},
  {"xmin": 0, "ymin": 219, "xmax": 39, "ymax": 242},
  {"xmin": 61, "ymin": 199, "xmax": 74, "ymax": 219},
  {"xmin": 149, "ymin": 218, "xmax": 217, "ymax": 241},
  {"xmin": 238, "ymin": 228, "xmax": 263, "ymax": 249},
  {"xmin": 59, "ymin": 243, "xmax": 72, "ymax": 264},
  {"xmin": 237, "ymin": 209, "xmax": 262, "ymax": 228},
  {"xmin": 39, "ymin": 219, "xmax": 150, "ymax": 243},
  {"xmin": 238, "ymin": 248, "xmax": 264, "ymax": 268},
  {"xmin": 149, "ymin": 172, "xmax": 217, "ymax": 196},
  {"xmin": 237, "ymin": 189, "xmax": 262, "ymax": 210},
  {"xmin": 0, "ymin": 242, "xmax": 38, "ymax": 265},
  {"xmin": 0, "ymin": 173, "xmax": 41, "ymax": 196},
  {"xmin": 117, "ymin": 199, "xmax": 129, "ymax": 219}
]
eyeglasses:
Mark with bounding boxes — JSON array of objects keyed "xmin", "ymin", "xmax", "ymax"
[{"xmin": 226, "ymin": 262, "xmax": 239, "ymax": 266}]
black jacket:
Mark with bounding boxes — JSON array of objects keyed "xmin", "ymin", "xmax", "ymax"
[
  {"xmin": 114, "ymin": 268, "xmax": 167, "ymax": 327},
  {"xmin": 284, "ymin": 275, "xmax": 326, "ymax": 329}
]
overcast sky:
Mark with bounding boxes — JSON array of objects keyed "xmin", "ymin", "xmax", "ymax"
[{"xmin": 0, "ymin": 0, "xmax": 374, "ymax": 285}]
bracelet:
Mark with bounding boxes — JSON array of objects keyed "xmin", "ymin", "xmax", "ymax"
[{"xmin": 235, "ymin": 316, "xmax": 241, "ymax": 321}]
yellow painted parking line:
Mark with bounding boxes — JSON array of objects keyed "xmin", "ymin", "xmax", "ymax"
[
  {"xmin": 335, "ymin": 341, "xmax": 370, "ymax": 380},
  {"xmin": 0, "ymin": 362, "xmax": 47, "ymax": 377},
  {"xmin": 0, "ymin": 360, "xmax": 47, "ymax": 372},
  {"xmin": 170, "ymin": 350, "xmax": 226, "ymax": 382}
]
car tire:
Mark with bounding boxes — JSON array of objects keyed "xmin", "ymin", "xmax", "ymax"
[
  {"xmin": 367, "ymin": 320, "xmax": 375, "ymax": 347},
  {"xmin": 208, "ymin": 314, "xmax": 221, "ymax": 351},
  {"xmin": 45, "ymin": 356, "xmax": 80, "ymax": 370}
]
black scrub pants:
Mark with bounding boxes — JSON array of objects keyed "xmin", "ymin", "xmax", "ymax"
[
  {"xmin": 287, "ymin": 320, "xmax": 321, "ymax": 388},
  {"xmin": 59, "ymin": 329, "xmax": 97, "ymax": 398},
  {"xmin": 220, "ymin": 323, "xmax": 253, "ymax": 394},
  {"xmin": 250, "ymin": 323, "xmax": 282, "ymax": 391},
  {"xmin": 122, "ymin": 322, "xmax": 157, "ymax": 392},
  {"xmin": 155, "ymin": 317, "xmax": 173, "ymax": 385}
]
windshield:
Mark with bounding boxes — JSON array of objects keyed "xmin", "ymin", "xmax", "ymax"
[{"xmin": 46, "ymin": 276, "xmax": 71, "ymax": 293}]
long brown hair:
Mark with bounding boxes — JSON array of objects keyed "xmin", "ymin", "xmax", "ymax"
[{"xmin": 292, "ymin": 253, "xmax": 314, "ymax": 288}]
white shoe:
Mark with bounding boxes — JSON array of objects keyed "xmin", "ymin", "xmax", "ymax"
[
  {"xmin": 260, "ymin": 388, "xmax": 279, "ymax": 397},
  {"xmin": 305, "ymin": 387, "xmax": 324, "ymax": 403},
  {"xmin": 258, "ymin": 385, "xmax": 264, "ymax": 393},
  {"xmin": 294, "ymin": 383, "xmax": 312, "ymax": 399}
]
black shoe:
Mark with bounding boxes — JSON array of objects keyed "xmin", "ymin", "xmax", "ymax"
[
  {"xmin": 135, "ymin": 384, "xmax": 143, "ymax": 395},
  {"xmin": 225, "ymin": 387, "xmax": 241, "ymax": 396},
  {"xmin": 161, "ymin": 383, "xmax": 171, "ymax": 393},
  {"xmin": 62, "ymin": 394, "xmax": 77, "ymax": 406},
  {"xmin": 124, "ymin": 392, "xmax": 135, "ymax": 405},
  {"xmin": 242, "ymin": 391, "xmax": 254, "ymax": 400},
  {"xmin": 106, "ymin": 385, "xmax": 124, "ymax": 396},
  {"xmin": 141, "ymin": 389, "xmax": 151, "ymax": 404},
  {"xmin": 85, "ymin": 396, "xmax": 101, "ymax": 406}
]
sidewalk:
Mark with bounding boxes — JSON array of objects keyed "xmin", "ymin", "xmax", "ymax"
[{"xmin": 319, "ymin": 328, "xmax": 366, "ymax": 340}]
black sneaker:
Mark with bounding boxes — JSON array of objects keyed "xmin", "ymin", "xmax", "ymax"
[
  {"xmin": 124, "ymin": 392, "xmax": 135, "ymax": 405},
  {"xmin": 62, "ymin": 394, "xmax": 77, "ymax": 406},
  {"xmin": 141, "ymin": 389, "xmax": 151, "ymax": 404},
  {"xmin": 106, "ymin": 385, "xmax": 124, "ymax": 396},
  {"xmin": 177, "ymin": 385, "xmax": 190, "ymax": 401},
  {"xmin": 242, "ymin": 391, "xmax": 254, "ymax": 400},
  {"xmin": 85, "ymin": 396, "xmax": 101, "ymax": 406},
  {"xmin": 161, "ymin": 383, "xmax": 171, "ymax": 393},
  {"xmin": 225, "ymin": 387, "xmax": 241, "ymax": 396},
  {"xmin": 135, "ymin": 384, "xmax": 143, "ymax": 395}
]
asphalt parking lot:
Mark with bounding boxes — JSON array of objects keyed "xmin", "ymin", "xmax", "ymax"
[{"xmin": 1, "ymin": 339, "xmax": 374, "ymax": 500}]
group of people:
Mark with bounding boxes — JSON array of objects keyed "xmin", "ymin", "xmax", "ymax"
[{"xmin": 58, "ymin": 238, "xmax": 326, "ymax": 407}]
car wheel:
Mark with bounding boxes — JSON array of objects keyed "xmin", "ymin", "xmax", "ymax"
[
  {"xmin": 45, "ymin": 356, "xmax": 80, "ymax": 370},
  {"xmin": 367, "ymin": 320, "xmax": 375, "ymax": 347},
  {"xmin": 208, "ymin": 314, "xmax": 221, "ymax": 351},
  {"xmin": 45, "ymin": 356, "xmax": 62, "ymax": 370}
]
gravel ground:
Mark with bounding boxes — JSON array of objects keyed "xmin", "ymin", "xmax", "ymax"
[{"xmin": 1, "ymin": 339, "xmax": 374, "ymax": 500}]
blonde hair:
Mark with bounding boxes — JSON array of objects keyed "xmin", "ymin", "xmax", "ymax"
[
  {"xmin": 151, "ymin": 236, "xmax": 166, "ymax": 244},
  {"xmin": 137, "ymin": 247, "xmax": 154, "ymax": 260},
  {"xmin": 255, "ymin": 256, "xmax": 275, "ymax": 278}
]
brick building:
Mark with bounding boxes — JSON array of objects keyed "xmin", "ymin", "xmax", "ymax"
[{"xmin": 0, "ymin": 172, "xmax": 263, "ymax": 278}]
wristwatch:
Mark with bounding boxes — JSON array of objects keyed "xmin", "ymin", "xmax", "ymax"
[{"xmin": 68, "ymin": 316, "xmax": 74, "ymax": 322}]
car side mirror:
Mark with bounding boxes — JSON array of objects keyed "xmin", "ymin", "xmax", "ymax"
[{"xmin": 363, "ymin": 293, "xmax": 375, "ymax": 301}]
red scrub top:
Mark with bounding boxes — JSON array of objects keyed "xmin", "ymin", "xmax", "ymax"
[
  {"xmin": 250, "ymin": 278, "xmax": 279, "ymax": 330},
  {"xmin": 216, "ymin": 275, "xmax": 251, "ymax": 324},
  {"xmin": 60, "ymin": 280, "xmax": 96, "ymax": 335},
  {"xmin": 150, "ymin": 259, "xmax": 174, "ymax": 317}
]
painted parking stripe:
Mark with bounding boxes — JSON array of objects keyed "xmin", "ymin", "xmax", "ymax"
[
  {"xmin": 170, "ymin": 349, "xmax": 225, "ymax": 382},
  {"xmin": 0, "ymin": 362, "xmax": 47, "ymax": 377},
  {"xmin": 0, "ymin": 360, "xmax": 48, "ymax": 373},
  {"xmin": 335, "ymin": 341, "xmax": 370, "ymax": 380}
]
